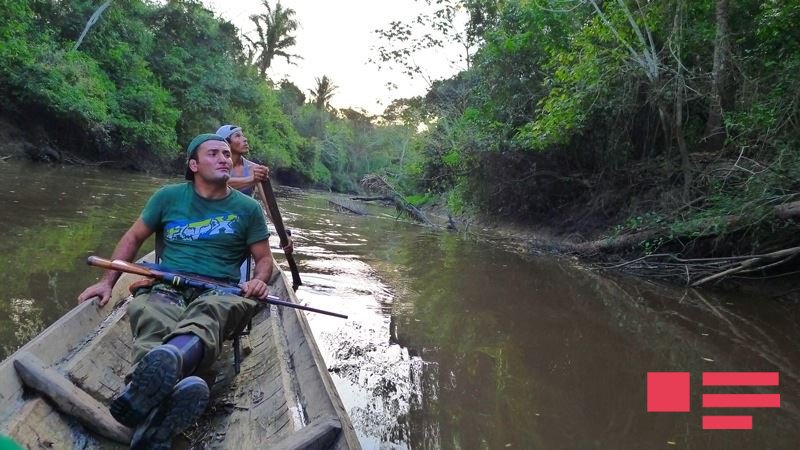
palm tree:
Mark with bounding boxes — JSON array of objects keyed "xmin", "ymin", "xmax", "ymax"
[
  {"xmin": 308, "ymin": 75, "xmax": 338, "ymax": 111},
  {"xmin": 247, "ymin": 1, "xmax": 300, "ymax": 78}
]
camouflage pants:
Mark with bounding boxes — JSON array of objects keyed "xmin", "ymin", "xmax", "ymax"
[{"xmin": 127, "ymin": 283, "xmax": 259, "ymax": 371}]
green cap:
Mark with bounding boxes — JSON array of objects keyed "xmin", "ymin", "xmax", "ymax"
[{"xmin": 185, "ymin": 133, "xmax": 226, "ymax": 180}]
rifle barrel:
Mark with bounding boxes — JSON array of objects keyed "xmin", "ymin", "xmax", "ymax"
[
  {"xmin": 86, "ymin": 256, "xmax": 346, "ymax": 319},
  {"xmin": 263, "ymin": 295, "xmax": 348, "ymax": 319}
]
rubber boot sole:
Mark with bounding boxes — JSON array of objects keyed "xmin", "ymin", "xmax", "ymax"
[
  {"xmin": 130, "ymin": 376, "xmax": 210, "ymax": 450},
  {"xmin": 110, "ymin": 346, "xmax": 181, "ymax": 428}
]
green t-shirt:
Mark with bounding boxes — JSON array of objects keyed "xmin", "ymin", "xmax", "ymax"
[
  {"xmin": 141, "ymin": 183, "xmax": 269, "ymax": 283},
  {"xmin": 0, "ymin": 435, "xmax": 23, "ymax": 450}
]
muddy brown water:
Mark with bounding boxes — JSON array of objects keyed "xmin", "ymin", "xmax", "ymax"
[{"xmin": 1, "ymin": 160, "xmax": 798, "ymax": 449}]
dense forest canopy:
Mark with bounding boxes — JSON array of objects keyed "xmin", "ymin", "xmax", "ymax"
[
  {"xmin": 2, "ymin": 0, "xmax": 799, "ymax": 259},
  {"xmin": 0, "ymin": 0, "xmax": 415, "ymax": 192},
  {"xmin": 373, "ymin": 0, "xmax": 800, "ymax": 258}
]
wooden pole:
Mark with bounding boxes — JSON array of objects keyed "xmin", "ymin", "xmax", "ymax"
[{"xmin": 256, "ymin": 179, "xmax": 302, "ymax": 290}]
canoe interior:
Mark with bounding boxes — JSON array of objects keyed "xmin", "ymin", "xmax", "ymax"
[{"xmin": 0, "ymin": 252, "xmax": 360, "ymax": 449}]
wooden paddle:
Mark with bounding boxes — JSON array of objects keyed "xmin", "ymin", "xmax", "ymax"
[{"xmin": 255, "ymin": 177, "xmax": 302, "ymax": 291}]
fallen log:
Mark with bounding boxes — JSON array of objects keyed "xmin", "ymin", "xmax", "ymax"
[
  {"xmin": 360, "ymin": 175, "xmax": 435, "ymax": 227},
  {"xmin": 328, "ymin": 199, "xmax": 368, "ymax": 215},
  {"xmin": 13, "ymin": 352, "xmax": 132, "ymax": 444},
  {"xmin": 350, "ymin": 195, "xmax": 393, "ymax": 202}
]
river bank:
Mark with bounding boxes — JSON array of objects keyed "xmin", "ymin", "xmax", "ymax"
[
  {"xmin": 415, "ymin": 198, "xmax": 800, "ymax": 301},
  {"xmin": 4, "ymin": 125, "xmax": 799, "ymax": 299}
]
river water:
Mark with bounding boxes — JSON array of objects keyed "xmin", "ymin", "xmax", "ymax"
[{"xmin": 1, "ymin": 160, "xmax": 798, "ymax": 449}]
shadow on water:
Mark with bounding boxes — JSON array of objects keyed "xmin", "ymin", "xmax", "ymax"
[{"xmin": 2, "ymin": 164, "xmax": 798, "ymax": 450}]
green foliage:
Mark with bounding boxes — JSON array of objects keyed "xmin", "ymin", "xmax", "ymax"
[
  {"xmin": 0, "ymin": 0, "xmax": 309, "ymax": 172},
  {"xmin": 405, "ymin": 193, "xmax": 432, "ymax": 207},
  {"xmin": 446, "ymin": 187, "xmax": 467, "ymax": 214},
  {"xmin": 246, "ymin": 0, "xmax": 300, "ymax": 77},
  {"xmin": 372, "ymin": 0, "xmax": 800, "ymax": 254}
]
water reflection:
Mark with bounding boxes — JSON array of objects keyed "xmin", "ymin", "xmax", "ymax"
[
  {"xmin": 2, "ymin": 166, "xmax": 799, "ymax": 450},
  {"xmin": 0, "ymin": 160, "xmax": 165, "ymax": 358},
  {"xmin": 286, "ymin": 194, "xmax": 800, "ymax": 450}
]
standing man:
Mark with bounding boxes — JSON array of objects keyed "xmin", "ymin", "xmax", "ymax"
[
  {"xmin": 77, "ymin": 134, "xmax": 273, "ymax": 450},
  {"xmin": 216, "ymin": 124, "xmax": 293, "ymax": 256},
  {"xmin": 216, "ymin": 124, "xmax": 268, "ymax": 196}
]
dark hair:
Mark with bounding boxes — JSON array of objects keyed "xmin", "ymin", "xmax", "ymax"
[{"xmin": 185, "ymin": 150, "xmax": 198, "ymax": 180}]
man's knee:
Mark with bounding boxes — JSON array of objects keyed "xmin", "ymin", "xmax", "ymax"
[
  {"xmin": 183, "ymin": 294, "xmax": 258, "ymax": 338},
  {"xmin": 129, "ymin": 289, "xmax": 183, "ymax": 323}
]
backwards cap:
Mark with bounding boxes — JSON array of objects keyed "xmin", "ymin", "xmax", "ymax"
[
  {"xmin": 185, "ymin": 133, "xmax": 226, "ymax": 180},
  {"xmin": 215, "ymin": 125, "xmax": 241, "ymax": 141}
]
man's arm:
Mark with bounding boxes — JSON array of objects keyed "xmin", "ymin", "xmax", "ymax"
[
  {"xmin": 228, "ymin": 165, "xmax": 269, "ymax": 192},
  {"xmin": 240, "ymin": 239, "xmax": 273, "ymax": 299},
  {"xmin": 77, "ymin": 218, "xmax": 154, "ymax": 306}
]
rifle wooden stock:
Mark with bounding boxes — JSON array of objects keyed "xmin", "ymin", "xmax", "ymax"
[
  {"xmin": 86, "ymin": 256, "xmax": 345, "ymax": 318},
  {"xmin": 88, "ymin": 256, "xmax": 153, "ymax": 278},
  {"xmin": 256, "ymin": 178, "xmax": 302, "ymax": 290}
]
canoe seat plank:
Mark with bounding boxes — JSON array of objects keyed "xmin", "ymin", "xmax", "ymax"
[
  {"xmin": 13, "ymin": 352, "xmax": 132, "ymax": 444},
  {"xmin": 271, "ymin": 416, "xmax": 342, "ymax": 450}
]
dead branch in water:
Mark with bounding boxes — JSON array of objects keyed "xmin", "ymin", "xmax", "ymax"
[
  {"xmin": 691, "ymin": 246, "xmax": 800, "ymax": 286},
  {"xmin": 599, "ymin": 246, "xmax": 800, "ymax": 286},
  {"xmin": 328, "ymin": 198, "xmax": 368, "ymax": 215},
  {"xmin": 351, "ymin": 195, "xmax": 394, "ymax": 202},
  {"xmin": 360, "ymin": 175, "xmax": 435, "ymax": 227}
]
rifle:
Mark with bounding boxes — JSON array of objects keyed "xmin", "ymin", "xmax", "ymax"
[
  {"xmin": 87, "ymin": 256, "xmax": 346, "ymax": 319},
  {"xmin": 255, "ymin": 177, "xmax": 302, "ymax": 291}
]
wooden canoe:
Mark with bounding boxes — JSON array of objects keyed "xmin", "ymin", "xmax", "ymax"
[{"xmin": 0, "ymin": 252, "xmax": 360, "ymax": 450}]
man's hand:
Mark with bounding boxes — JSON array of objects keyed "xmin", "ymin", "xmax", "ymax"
[
  {"xmin": 251, "ymin": 164, "xmax": 269, "ymax": 182},
  {"xmin": 282, "ymin": 237, "xmax": 294, "ymax": 255},
  {"xmin": 77, "ymin": 281, "xmax": 114, "ymax": 306},
  {"xmin": 241, "ymin": 279, "xmax": 269, "ymax": 299}
]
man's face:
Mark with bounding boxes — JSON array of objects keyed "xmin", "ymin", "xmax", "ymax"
[
  {"xmin": 229, "ymin": 130, "xmax": 249, "ymax": 154},
  {"xmin": 189, "ymin": 140, "xmax": 232, "ymax": 184}
]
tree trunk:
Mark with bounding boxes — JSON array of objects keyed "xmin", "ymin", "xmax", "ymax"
[
  {"xmin": 703, "ymin": 0, "xmax": 730, "ymax": 150},
  {"xmin": 675, "ymin": 74, "xmax": 693, "ymax": 202},
  {"xmin": 73, "ymin": 0, "xmax": 113, "ymax": 51},
  {"xmin": 396, "ymin": 138, "xmax": 408, "ymax": 184}
]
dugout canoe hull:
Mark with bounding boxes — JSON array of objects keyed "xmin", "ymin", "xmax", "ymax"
[{"xmin": 0, "ymin": 252, "xmax": 360, "ymax": 450}]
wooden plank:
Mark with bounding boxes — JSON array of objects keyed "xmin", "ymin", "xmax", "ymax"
[
  {"xmin": 13, "ymin": 352, "xmax": 132, "ymax": 444},
  {"xmin": 0, "ymin": 255, "xmax": 151, "ymax": 438},
  {"xmin": 276, "ymin": 271, "xmax": 361, "ymax": 449},
  {"xmin": 65, "ymin": 306, "xmax": 133, "ymax": 403},
  {"xmin": 0, "ymin": 270, "xmax": 142, "ymax": 424},
  {"xmin": 197, "ymin": 264, "xmax": 297, "ymax": 448},
  {"xmin": 271, "ymin": 416, "xmax": 342, "ymax": 450}
]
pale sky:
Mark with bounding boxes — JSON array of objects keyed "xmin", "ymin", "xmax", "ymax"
[{"xmin": 204, "ymin": 0, "xmax": 466, "ymax": 115}]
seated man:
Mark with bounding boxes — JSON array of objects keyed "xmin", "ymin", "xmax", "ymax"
[{"xmin": 77, "ymin": 134, "xmax": 273, "ymax": 450}]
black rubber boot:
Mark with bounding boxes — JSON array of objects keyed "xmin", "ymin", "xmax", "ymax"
[
  {"xmin": 110, "ymin": 345, "xmax": 182, "ymax": 428},
  {"xmin": 130, "ymin": 376, "xmax": 210, "ymax": 450},
  {"xmin": 164, "ymin": 333, "xmax": 204, "ymax": 377}
]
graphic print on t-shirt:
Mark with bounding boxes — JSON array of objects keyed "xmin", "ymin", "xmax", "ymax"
[{"xmin": 164, "ymin": 214, "xmax": 240, "ymax": 241}]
